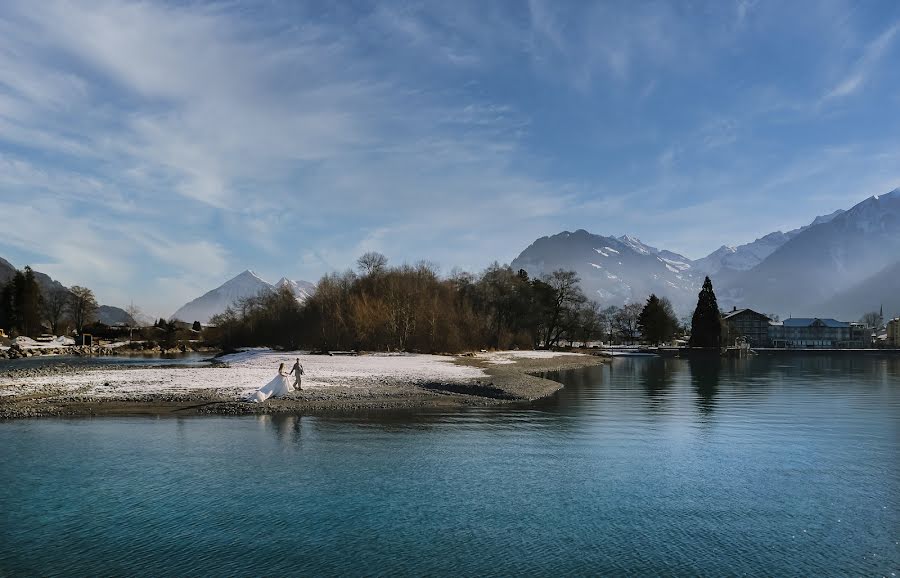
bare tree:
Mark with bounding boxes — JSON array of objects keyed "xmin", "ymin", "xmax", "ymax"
[
  {"xmin": 576, "ymin": 301, "xmax": 602, "ymax": 346},
  {"xmin": 68, "ymin": 286, "xmax": 98, "ymax": 333},
  {"xmin": 44, "ymin": 288, "xmax": 70, "ymax": 335},
  {"xmin": 859, "ymin": 311, "xmax": 882, "ymax": 329},
  {"xmin": 125, "ymin": 302, "xmax": 145, "ymax": 341},
  {"xmin": 126, "ymin": 302, "xmax": 144, "ymax": 326},
  {"xmin": 540, "ymin": 269, "xmax": 587, "ymax": 348},
  {"xmin": 356, "ymin": 252, "xmax": 388, "ymax": 276},
  {"xmin": 613, "ymin": 302, "xmax": 643, "ymax": 344}
]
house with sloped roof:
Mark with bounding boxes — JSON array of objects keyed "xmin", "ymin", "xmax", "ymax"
[
  {"xmin": 768, "ymin": 317, "xmax": 867, "ymax": 348},
  {"xmin": 723, "ymin": 307, "xmax": 771, "ymax": 347}
]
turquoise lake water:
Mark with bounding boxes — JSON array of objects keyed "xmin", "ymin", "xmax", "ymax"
[{"xmin": 1, "ymin": 354, "xmax": 898, "ymax": 576}]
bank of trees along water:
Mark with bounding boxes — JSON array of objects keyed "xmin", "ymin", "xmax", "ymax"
[
  {"xmin": 208, "ymin": 254, "xmax": 615, "ymax": 353},
  {"xmin": 0, "ymin": 266, "xmax": 100, "ymax": 338},
  {"xmin": 1, "ymin": 256, "xmax": 727, "ymax": 352},
  {"xmin": 207, "ymin": 254, "xmax": 729, "ymax": 353}
]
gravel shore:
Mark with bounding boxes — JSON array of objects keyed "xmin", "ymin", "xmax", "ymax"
[{"xmin": 0, "ymin": 350, "xmax": 608, "ymax": 418}]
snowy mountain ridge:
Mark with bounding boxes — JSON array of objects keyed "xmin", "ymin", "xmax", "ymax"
[
  {"xmin": 510, "ymin": 187, "xmax": 899, "ymax": 317},
  {"xmin": 170, "ymin": 270, "xmax": 316, "ymax": 324},
  {"xmin": 511, "ymin": 230, "xmax": 702, "ymax": 311},
  {"xmin": 718, "ymin": 189, "xmax": 900, "ymax": 318},
  {"xmin": 693, "ymin": 209, "xmax": 844, "ymax": 276}
]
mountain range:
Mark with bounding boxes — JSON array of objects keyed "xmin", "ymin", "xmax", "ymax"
[
  {"xmin": 5, "ymin": 187, "xmax": 897, "ymax": 327},
  {"xmin": 170, "ymin": 270, "xmax": 316, "ymax": 324},
  {"xmin": 512, "ymin": 188, "xmax": 900, "ymax": 320}
]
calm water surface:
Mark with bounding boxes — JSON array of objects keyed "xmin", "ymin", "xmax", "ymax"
[
  {"xmin": 1, "ymin": 355, "xmax": 898, "ymax": 576},
  {"xmin": 0, "ymin": 352, "xmax": 212, "ymax": 371}
]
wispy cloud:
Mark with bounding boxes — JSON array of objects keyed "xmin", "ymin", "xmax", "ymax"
[
  {"xmin": 1, "ymin": 0, "xmax": 899, "ymax": 315},
  {"xmin": 824, "ymin": 21, "xmax": 900, "ymax": 100}
]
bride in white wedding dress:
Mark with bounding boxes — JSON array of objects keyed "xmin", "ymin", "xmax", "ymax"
[{"xmin": 247, "ymin": 362, "xmax": 295, "ymax": 403}]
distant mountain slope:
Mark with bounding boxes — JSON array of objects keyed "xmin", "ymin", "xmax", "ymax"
[
  {"xmin": 721, "ymin": 189, "xmax": 900, "ymax": 317},
  {"xmin": 97, "ymin": 305, "xmax": 136, "ymax": 326},
  {"xmin": 0, "ymin": 256, "xmax": 67, "ymax": 296},
  {"xmin": 0, "ymin": 257, "xmax": 14, "ymax": 283},
  {"xmin": 171, "ymin": 270, "xmax": 316, "ymax": 324},
  {"xmin": 815, "ymin": 260, "xmax": 900, "ymax": 321},
  {"xmin": 694, "ymin": 209, "xmax": 844, "ymax": 281},
  {"xmin": 510, "ymin": 229, "xmax": 700, "ymax": 310}
]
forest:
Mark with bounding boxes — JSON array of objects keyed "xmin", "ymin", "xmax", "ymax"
[
  {"xmin": 205, "ymin": 252, "xmax": 686, "ymax": 353},
  {"xmin": 0, "ymin": 267, "xmax": 99, "ymax": 338}
]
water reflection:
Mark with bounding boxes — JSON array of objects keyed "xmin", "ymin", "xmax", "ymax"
[
  {"xmin": 262, "ymin": 414, "xmax": 303, "ymax": 445},
  {"xmin": 688, "ymin": 355, "xmax": 721, "ymax": 416},
  {"xmin": 638, "ymin": 358, "xmax": 675, "ymax": 413}
]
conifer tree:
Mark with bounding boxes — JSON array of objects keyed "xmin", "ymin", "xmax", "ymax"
[
  {"xmin": 638, "ymin": 293, "xmax": 678, "ymax": 345},
  {"xmin": 689, "ymin": 276, "xmax": 722, "ymax": 348}
]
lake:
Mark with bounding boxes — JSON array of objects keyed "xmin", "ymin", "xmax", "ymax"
[{"xmin": 1, "ymin": 354, "xmax": 897, "ymax": 576}]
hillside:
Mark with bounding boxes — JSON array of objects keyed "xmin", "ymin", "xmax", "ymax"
[{"xmin": 510, "ymin": 230, "xmax": 700, "ymax": 311}]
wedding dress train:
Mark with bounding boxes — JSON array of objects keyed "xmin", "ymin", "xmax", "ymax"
[{"xmin": 247, "ymin": 373, "xmax": 295, "ymax": 403}]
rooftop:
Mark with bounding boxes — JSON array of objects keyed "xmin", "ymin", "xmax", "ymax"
[
  {"xmin": 723, "ymin": 308, "xmax": 769, "ymax": 320},
  {"xmin": 782, "ymin": 318, "xmax": 849, "ymax": 328}
]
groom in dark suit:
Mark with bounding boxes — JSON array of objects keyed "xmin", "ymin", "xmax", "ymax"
[{"xmin": 289, "ymin": 358, "xmax": 304, "ymax": 390}]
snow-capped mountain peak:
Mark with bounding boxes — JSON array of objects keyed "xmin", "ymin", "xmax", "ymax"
[
  {"xmin": 511, "ymin": 230, "xmax": 700, "ymax": 311},
  {"xmin": 617, "ymin": 235, "xmax": 656, "ymax": 255},
  {"xmin": 275, "ymin": 277, "xmax": 316, "ymax": 302},
  {"xmin": 171, "ymin": 271, "xmax": 316, "ymax": 324}
]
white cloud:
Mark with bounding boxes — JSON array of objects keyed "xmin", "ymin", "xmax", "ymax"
[
  {"xmin": 824, "ymin": 22, "xmax": 899, "ymax": 100},
  {"xmin": 1, "ymin": 0, "xmax": 900, "ymax": 315}
]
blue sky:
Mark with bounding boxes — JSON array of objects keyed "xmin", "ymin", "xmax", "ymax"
[{"xmin": 1, "ymin": 0, "xmax": 899, "ymax": 317}]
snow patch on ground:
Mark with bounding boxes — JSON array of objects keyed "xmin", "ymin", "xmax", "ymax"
[
  {"xmin": 10, "ymin": 336, "xmax": 75, "ymax": 349},
  {"xmin": 1, "ymin": 349, "xmax": 487, "ymax": 399},
  {"xmin": 480, "ymin": 350, "xmax": 584, "ymax": 365}
]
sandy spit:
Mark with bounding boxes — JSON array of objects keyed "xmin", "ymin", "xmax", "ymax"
[{"xmin": 0, "ymin": 350, "xmax": 608, "ymax": 419}]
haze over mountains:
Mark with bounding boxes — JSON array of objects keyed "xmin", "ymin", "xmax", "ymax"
[
  {"xmin": 513, "ymin": 188, "xmax": 900, "ymax": 320},
  {"xmin": 170, "ymin": 270, "xmax": 315, "ymax": 324}
]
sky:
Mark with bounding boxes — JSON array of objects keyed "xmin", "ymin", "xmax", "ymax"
[{"xmin": 1, "ymin": 0, "xmax": 899, "ymax": 318}]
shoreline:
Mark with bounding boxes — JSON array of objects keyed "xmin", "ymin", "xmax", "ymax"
[{"xmin": 0, "ymin": 351, "xmax": 609, "ymax": 419}]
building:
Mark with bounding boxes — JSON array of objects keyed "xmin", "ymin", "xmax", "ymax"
[
  {"xmin": 768, "ymin": 317, "xmax": 868, "ymax": 349},
  {"xmin": 723, "ymin": 308, "xmax": 771, "ymax": 347},
  {"xmin": 888, "ymin": 318, "xmax": 900, "ymax": 347}
]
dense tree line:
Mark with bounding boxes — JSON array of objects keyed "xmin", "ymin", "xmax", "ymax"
[
  {"xmin": 0, "ymin": 266, "xmax": 98, "ymax": 338},
  {"xmin": 205, "ymin": 253, "xmax": 711, "ymax": 352},
  {"xmin": 0, "ymin": 267, "xmax": 43, "ymax": 337},
  {"xmin": 206, "ymin": 254, "xmax": 624, "ymax": 353}
]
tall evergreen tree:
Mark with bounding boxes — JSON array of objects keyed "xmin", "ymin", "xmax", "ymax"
[
  {"xmin": 689, "ymin": 276, "xmax": 722, "ymax": 348},
  {"xmin": 0, "ymin": 267, "xmax": 43, "ymax": 337},
  {"xmin": 0, "ymin": 279, "xmax": 13, "ymax": 333},
  {"xmin": 638, "ymin": 294, "xmax": 678, "ymax": 345},
  {"xmin": 18, "ymin": 267, "xmax": 43, "ymax": 337}
]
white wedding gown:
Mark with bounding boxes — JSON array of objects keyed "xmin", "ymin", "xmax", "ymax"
[{"xmin": 247, "ymin": 373, "xmax": 295, "ymax": 403}]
